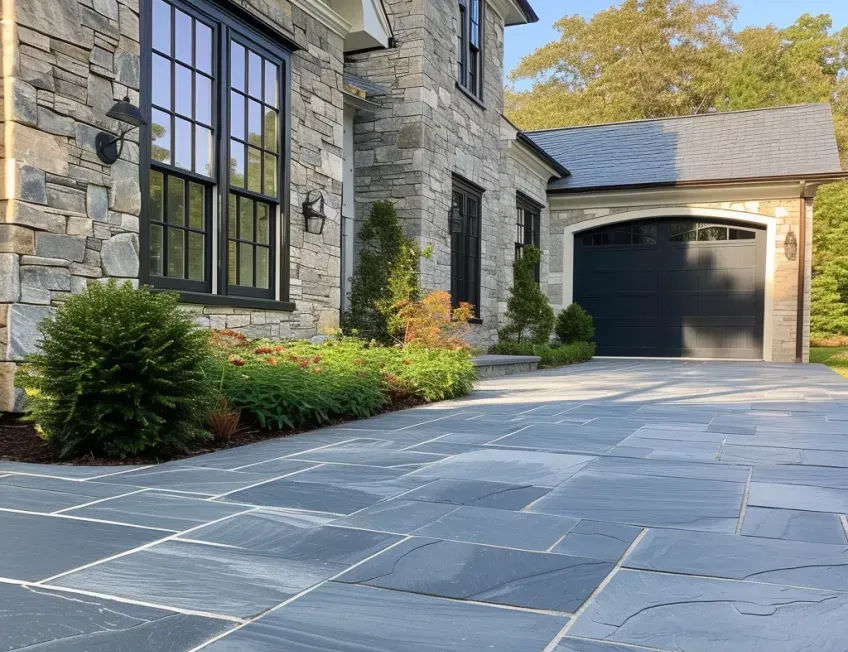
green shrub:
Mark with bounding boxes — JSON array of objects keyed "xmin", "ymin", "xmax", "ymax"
[
  {"xmin": 811, "ymin": 261, "xmax": 848, "ymax": 339},
  {"xmin": 498, "ymin": 246, "xmax": 556, "ymax": 344},
  {"xmin": 210, "ymin": 335, "xmax": 475, "ymax": 430},
  {"xmin": 555, "ymin": 303, "xmax": 595, "ymax": 344},
  {"xmin": 489, "ymin": 340, "xmax": 595, "ymax": 368},
  {"xmin": 17, "ymin": 282, "xmax": 212, "ymax": 458},
  {"xmin": 342, "ymin": 201, "xmax": 426, "ymax": 343}
]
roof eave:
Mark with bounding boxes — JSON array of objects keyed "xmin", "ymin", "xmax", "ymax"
[
  {"xmin": 547, "ymin": 171, "xmax": 848, "ymax": 195},
  {"xmin": 517, "ymin": 132, "xmax": 570, "ymax": 178}
]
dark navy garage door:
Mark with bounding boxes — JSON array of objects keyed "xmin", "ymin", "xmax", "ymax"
[{"xmin": 574, "ymin": 218, "xmax": 766, "ymax": 359}]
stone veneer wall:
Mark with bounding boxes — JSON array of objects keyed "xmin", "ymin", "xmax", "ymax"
[
  {"xmin": 549, "ymin": 197, "xmax": 813, "ymax": 362},
  {"xmin": 0, "ymin": 0, "xmax": 346, "ymax": 410},
  {"xmin": 347, "ymin": 0, "xmax": 551, "ymax": 347}
]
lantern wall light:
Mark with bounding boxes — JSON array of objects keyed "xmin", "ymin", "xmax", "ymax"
[
  {"xmin": 303, "ymin": 190, "xmax": 328, "ymax": 235},
  {"xmin": 784, "ymin": 230, "xmax": 798, "ymax": 261}
]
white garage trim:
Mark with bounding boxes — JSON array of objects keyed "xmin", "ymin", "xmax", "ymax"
[{"xmin": 561, "ymin": 206, "xmax": 776, "ymax": 361}]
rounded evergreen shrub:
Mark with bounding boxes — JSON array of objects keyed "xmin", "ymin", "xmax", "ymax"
[
  {"xmin": 555, "ymin": 303, "xmax": 595, "ymax": 344},
  {"xmin": 17, "ymin": 281, "xmax": 212, "ymax": 458}
]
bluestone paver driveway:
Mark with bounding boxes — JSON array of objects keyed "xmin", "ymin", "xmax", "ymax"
[{"xmin": 2, "ymin": 359, "xmax": 848, "ymax": 651}]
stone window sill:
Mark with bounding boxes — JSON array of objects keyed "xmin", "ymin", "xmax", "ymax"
[
  {"xmin": 455, "ymin": 82, "xmax": 486, "ymax": 110},
  {"xmin": 153, "ymin": 289, "xmax": 296, "ymax": 313}
]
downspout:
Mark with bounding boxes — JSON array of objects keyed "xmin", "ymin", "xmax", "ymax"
[{"xmin": 795, "ymin": 186, "xmax": 808, "ymax": 363}]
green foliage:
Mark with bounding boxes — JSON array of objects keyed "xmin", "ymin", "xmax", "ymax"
[
  {"xmin": 489, "ymin": 340, "xmax": 596, "ymax": 368},
  {"xmin": 555, "ymin": 303, "xmax": 595, "ymax": 344},
  {"xmin": 811, "ymin": 262, "xmax": 848, "ymax": 339},
  {"xmin": 211, "ymin": 335, "xmax": 475, "ymax": 430},
  {"xmin": 342, "ymin": 201, "xmax": 425, "ymax": 343},
  {"xmin": 498, "ymin": 246, "xmax": 555, "ymax": 344},
  {"xmin": 17, "ymin": 282, "xmax": 212, "ymax": 459}
]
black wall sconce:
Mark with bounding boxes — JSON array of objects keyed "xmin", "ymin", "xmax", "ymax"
[
  {"xmin": 784, "ymin": 230, "xmax": 798, "ymax": 261},
  {"xmin": 96, "ymin": 99, "xmax": 147, "ymax": 165},
  {"xmin": 303, "ymin": 191, "xmax": 327, "ymax": 235},
  {"xmin": 449, "ymin": 203, "xmax": 463, "ymax": 234}
]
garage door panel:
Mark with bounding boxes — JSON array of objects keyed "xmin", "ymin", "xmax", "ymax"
[
  {"xmin": 579, "ymin": 248, "xmax": 659, "ymax": 272},
  {"xmin": 581, "ymin": 296, "xmax": 659, "ymax": 320},
  {"xmin": 574, "ymin": 218, "xmax": 766, "ymax": 359},
  {"xmin": 578, "ymin": 270, "xmax": 659, "ymax": 295}
]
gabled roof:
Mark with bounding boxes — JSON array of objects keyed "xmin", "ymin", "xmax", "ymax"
[{"xmin": 523, "ymin": 104, "xmax": 844, "ymax": 193}]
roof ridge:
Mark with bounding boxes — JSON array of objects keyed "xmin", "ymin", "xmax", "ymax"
[{"xmin": 523, "ymin": 103, "xmax": 832, "ymax": 136}]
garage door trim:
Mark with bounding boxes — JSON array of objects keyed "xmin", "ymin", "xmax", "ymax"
[{"xmin": 561, "ymin": 207, "xmax": 776, "ymax": 360}]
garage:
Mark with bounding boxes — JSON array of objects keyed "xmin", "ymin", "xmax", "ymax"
[{"xmin": 573, "ymin": 218, "xmax": 766, "ymax": 359}]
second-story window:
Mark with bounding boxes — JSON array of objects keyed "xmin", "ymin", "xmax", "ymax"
[{"xmin": 457, "ymin": 0, "xmax": 483, "ymax": 100}]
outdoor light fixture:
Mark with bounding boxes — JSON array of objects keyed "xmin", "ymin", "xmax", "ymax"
[
  {"xmin": 96, "ymin": 99, "xmax": 147, "ymax": 165},
  {"xmin": 784, "ymin": 230, "xmax": 798, "ymax": 261},
  {"xmin": 302, "ymin": 190, "xmax": 327, "ymax": 235},
  {"xmin": 449, "ymin": 202, "xmax": 463, "ymax": 234}
]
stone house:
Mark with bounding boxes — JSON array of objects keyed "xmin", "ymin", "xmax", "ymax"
[{"xmin": 0, "ymin": 0, "xmax": 843, "ymax": 409}]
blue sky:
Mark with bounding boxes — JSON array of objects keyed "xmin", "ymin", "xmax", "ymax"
[{"xmin": 505, "ymin": 0, "xmax": 848, "ymax": 88}]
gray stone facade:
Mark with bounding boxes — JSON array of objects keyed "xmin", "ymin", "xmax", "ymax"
[
  {"xmin": 0, "ymin": 0, "xmax": 348, "ymax": 409},
  {"xmin": 347, "ymin": 0, "xmax": 555, "ymax": 346}
]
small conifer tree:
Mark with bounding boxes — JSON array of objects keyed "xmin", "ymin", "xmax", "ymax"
[{"xmin": 498, "ymin": 246, "xmax": 555, "ymax": 344}]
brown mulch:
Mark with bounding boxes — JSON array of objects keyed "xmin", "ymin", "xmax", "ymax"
[{"xmin": 0, "ymin": 395, "xmax": 427, "ymax": 466}]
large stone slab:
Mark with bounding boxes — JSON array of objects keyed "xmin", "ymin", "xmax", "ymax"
[
  {"xmin": 719, "ymin": 444, "xmax": 848, "ymax": 466},
  {"xmin": 625, "ymin": 528, "xmax": 848, "ymax": 591},
  {"xmin": 552, "ymin": 521, "xmax": 643, "ymax": 562},
  {"xmin": 568, "ymin": 569, "xmax": 848, "ymax": 652},
  {"xmin": 287, "ymin": 442, "xmax": 445, "ymax": 468},
  {"xmin": 6, "ymin": 304, "xmax": 55, "ymax": 360},
  {"xmin": 97, "ymin": 466, "xmax": 274, "ymax": 496},
  {"xmin": 51, "ymin": 539, "xmax": 344, "ymax": 618},
  {"xmin": 187, "ymin": 510, "xmax": 401, "ymax": 565},
  {"xmin": 528, "ymin": 470, "xmax": 744, "ymax": 533},
  {"xmin": 492, "ymin": 419, "xmax": 641, "ymax": 454},
  {"xmin": 221, "ymin": 475, "xmax": 417, "ymax": 515},
  {"xmin": 401, "ymin": 478, "xmax": 550, "ymax": 510},
  {"xmin": 747, "ymin": 482, "xmax": 848, "ymax": 513},
  {"xmin": 725, "ymin": 431, "xmax": 848, "ymax": 452},
  {"xmin": 201, "ymin": 582, "xmax": 568, "ymax": 652},
  {"xmin": 0, "ymin": 462, "xmax": 144, "ymax": 479},
  {"xmin": 0, "ymin": 474, "xmax": 135, "ymax": 512},
  {"xmin": 742, "ymin": 507, "xmax": 847, "ymax": 544},
  {"xmin": 67, "ymin": 491, "xmax": 252, "ymax": 531},
  {"xmin": 606, "ymin": 437, "xmax": 722, "ymax": 462},
  {"xmin": 337, "ymin": 537, "xmax": 614, "ymax": 612},
  {"xmin": 331, "ymin": 499, "xmax": 460, "ymax": 533},
  {"xmin": 0, "ymin": 583, "xmax": 232, "ymax": 651},
  {"xmin": 583, "ymin": 456, "xmax": 750, "ymax": 483},
  {"xmin": 752, "ymin": 465, "xmax": 848, "ymax": 489},
  {"xmin": 415, "ymin": 505, "xmax": 580, "ymax": 550},
  {"xmin": 555, "ymin": 639, "xmax": 666, "ymax": 652},
  {"xmin": 412, "ymin": 449, "xmax": 595, "ymax": 487},
  {"xmin": 0, "ymin": 511, "xmax": 165, "ymax": 581}
]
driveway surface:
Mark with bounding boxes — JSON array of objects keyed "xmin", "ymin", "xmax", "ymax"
[{"xmin": 1, "ymin": 359, "xmax": 848, "ymax": 651}]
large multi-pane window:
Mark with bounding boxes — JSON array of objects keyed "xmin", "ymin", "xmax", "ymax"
[
  {"xmin": 450, "ymin": 176, "xmax": 483, "ymax": 317},
  {"xmin": 515, "ymin": 194, "xmax": 541, "ymax": 282},
  {"xmin": 143, "ymin": 0, "xmax": 290, "ymax": 302},
  {"xmin": 457, "ymin": 0, "xmax": 483, "ymax": 100}
]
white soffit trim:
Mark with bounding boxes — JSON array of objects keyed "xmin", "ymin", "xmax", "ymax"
[
  {"xmin": 327, "ymin": 0, "xmax": 391, "ymax": 50},
  {"xmin": 507, "ymin": 140, "xmax": 560, "ymax": 183},
  {"xmin": 488, "ymin": 0, "xmax": 531, "ymax": 25},
  {"xmin": 290, "ymin": 0, "xmax": 352, "ymax": 38},
  {"xmin": 548, "ymin": 182, "xmax": 805, "ymax": 211},
  {"xmin": 560, "ymin": 206, "xmax": 778, "ymax": 362}
]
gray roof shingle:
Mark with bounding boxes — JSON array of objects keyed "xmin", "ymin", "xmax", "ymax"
[{"xmin": 523, "ymin": 104, "xmax": 843, "ymax": 192}]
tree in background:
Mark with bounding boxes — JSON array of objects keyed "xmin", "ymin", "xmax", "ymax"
[{"xmin": 506, "ymin": 0, "xmax": 848, "ymax": 336}]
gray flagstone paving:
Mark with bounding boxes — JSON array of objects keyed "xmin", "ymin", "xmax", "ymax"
[{"xmin": 3, "ymin": 360, "xmax": 848, "ymax": 650}]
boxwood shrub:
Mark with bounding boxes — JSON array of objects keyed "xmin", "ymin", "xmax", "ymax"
[{"xmin": 488, "ymin": 340, "xmax": 595, "ymax": 368}]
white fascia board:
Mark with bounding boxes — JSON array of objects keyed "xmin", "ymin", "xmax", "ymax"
[
  {"xmin": 548, "ymin": 182, "xmax": 805, "ymax": 211},
  {"xmin": 506, "ymin": 140, "xmax": 560, "ymax": 183},
  {"xmin": 291, "ymin": 0, "xmax": 352, "ymax": 37}
]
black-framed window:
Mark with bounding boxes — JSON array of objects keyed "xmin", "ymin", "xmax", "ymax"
[
  {"xmin": 515, "ymin": 194, "xmax": 541, "ymax": 282},
  {"xmin": 669, "ymin": 222, "xmax": 756, "ymax": 242},
  {"xmin": 142, "ymin": 0, "xmax": 291, "ymax": 302},
  {"xmin": 450, "ymin": 176, "xmax": 483, "ymax": 317},
  {"xmin": 582, "ymin": 223, "xmax": 658, "ymax": 247},
  {"xmin": 457, "ymin": 0, "xmax": 483, "ymax": 100}
]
